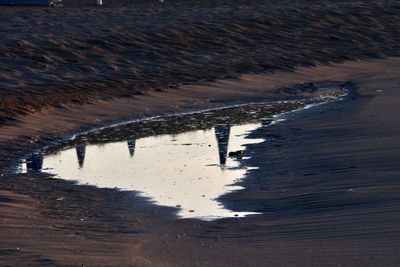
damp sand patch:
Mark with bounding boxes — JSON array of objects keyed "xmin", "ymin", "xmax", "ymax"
[{"xmin": 18, "ymin": 83, "xmax": 350, "ymax": 220}]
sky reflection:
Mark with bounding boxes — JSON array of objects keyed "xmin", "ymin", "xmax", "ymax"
[{"xmin": 21, "ymin": 123, "xmax": 264, "ymax": 220}]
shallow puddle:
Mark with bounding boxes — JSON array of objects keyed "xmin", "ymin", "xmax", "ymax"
[
  {"xmin": 18, "ymin": 84, "xmax": 349, "ymax": 220},
  {"xmin": 23, "ymin": 123, "xmax": 264, "ymax": 220}
]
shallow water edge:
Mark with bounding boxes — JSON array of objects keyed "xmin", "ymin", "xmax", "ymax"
[{"xmin": 17, "ymin": 82, "xmax": 351, "ymax": 220}]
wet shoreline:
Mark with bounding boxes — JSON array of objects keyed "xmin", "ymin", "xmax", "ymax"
[
  {"xmin": 44, "ymin": 83, "xmax": 350, "ymax": 154},
  {"xmin": 16, "ymin": 82, "xmax": 349, "ymax": 220}
]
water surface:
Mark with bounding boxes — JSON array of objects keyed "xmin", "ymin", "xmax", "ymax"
[
  {"xmin": 22, "ymin": 123, "xmax": 265, "ymax": 220},
  {"xmin": 19, "ymin": 88, "xmax": 348, "ymax": 220}
]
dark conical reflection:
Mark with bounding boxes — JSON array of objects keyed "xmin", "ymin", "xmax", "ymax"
[
  {"xmin": 76, "ymin": 145, "xmax": 86, "ymax": 168},
  {"xmin": 214, "ymin": 124, "xmax": 231, "ymax": 167},
  {"xmin": 127, "ymin": 137, "xmax": 136, "ymax": 157},
  {"xmin": 26, "ymin": 152, "xmax": 43, "ymax": 172}
]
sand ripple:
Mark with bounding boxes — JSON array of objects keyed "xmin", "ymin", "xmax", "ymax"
[{"xmin": 0, "ymin": 0, "xmax": 399, "ymax": 122}]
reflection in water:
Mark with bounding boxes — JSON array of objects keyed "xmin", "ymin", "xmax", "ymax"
[
  {"xmin": 21, "ymin": 123, "xmax": 264, "ymax": 220},
  {"xmin": 26, "ymin": 152, "xmax": 43, "ymax": 172},
  {"xmin": 127, "ymin": 137, "xmax": 136, "ymax": 157},
  {"xmin": 214, "ymin": 124, "xmax": 231, "ymax": 167},
  {"xmin": 18, "ymin": 87, "xmax": 348, "ymax": 220},
  {"xmin": 76, "ymin": 145, "xmax": 86, "ymax": 168}
]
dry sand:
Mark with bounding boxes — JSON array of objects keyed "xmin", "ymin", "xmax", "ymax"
[
  {"xmin": 1, "ymin": 58, "xmax": 400, "ymax": 266},
  {"xmin": 1, "ymin": 0, "xmax": 400, "ymax": 123}
]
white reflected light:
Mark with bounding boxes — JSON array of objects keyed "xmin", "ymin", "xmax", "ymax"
[{"xmin": 23, "ymin": 123, "xmax": 264, "ymax": 220}]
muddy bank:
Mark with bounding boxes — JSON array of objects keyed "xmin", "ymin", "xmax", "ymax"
[
  {"xmin": 1, "ymin": 58, "xmax": 400, "ymax": 266},
  {"xmin": 1, "ymin": 0, "xmax": 400, "ymax": 122}
]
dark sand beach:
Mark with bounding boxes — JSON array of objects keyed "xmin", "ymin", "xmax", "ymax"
[
  {"xmin": 1, "ymin": 58, "xmax": 399, "ymax": 266},
  {"xmin": 1, "ymin": 0, "xmax": 400, "ymax": 266},
  {"xmin": 1, "ymin": 0, "xmax": 399, "ymax": 122}
]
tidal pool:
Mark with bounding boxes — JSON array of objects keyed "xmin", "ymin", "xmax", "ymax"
[
  {"xmin": 19, "ymin": 84, "xmax": 349, "ymax": 220},
  {"xmin": 21, "ymin": 122, "xmax": 265, "ymax": 220}
]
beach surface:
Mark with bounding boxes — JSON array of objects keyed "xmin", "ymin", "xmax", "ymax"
[
  {"xmin": 1, "ymin": 0, "xmax": 400, "ymax": 265},
  {"xmin": 1, "ymin": 0, "xmax": 399, "ymax": 123},
  {"xmin": 1, "ymin": 58, "xmax": 400, "ymax": 266}
]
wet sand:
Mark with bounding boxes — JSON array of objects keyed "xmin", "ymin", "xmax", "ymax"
[{"xmin": 1, "ymin": 58, "xmax": 400, "ymax": 266}]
